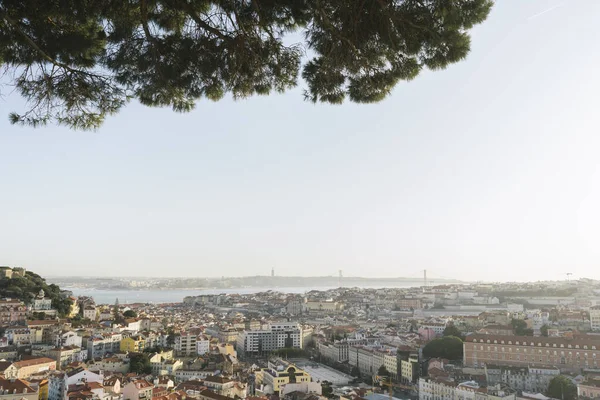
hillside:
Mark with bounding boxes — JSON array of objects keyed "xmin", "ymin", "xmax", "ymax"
[{"xmin": 0, "ymin": 269, "xmax": 73, "ymax": 317}]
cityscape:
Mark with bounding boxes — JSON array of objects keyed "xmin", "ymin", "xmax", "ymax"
[
  {"xmin": 1, "ymin": 1, "xmax": 598, "ymax": 400},
  {"xmin": 2, "ymin": 265, "xmax": 600, "ymax": 400}
]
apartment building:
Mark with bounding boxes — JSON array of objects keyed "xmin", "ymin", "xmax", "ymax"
[
  {"xmin": 464, "ymin": 333, "xmax": 600, "ymax": 372},
  {"xmin": 236, "ymin": 323, "xmax": 301, "ymax": 357},
  {"xmin": 318, "ymin": 341, "xmax": 349, "ymax": 363},
  {"xmin": 484, "ymin": 365, "xmax": 559, "ymax": 393},
  {"xmin": 85, "ymin": 333, "xmax": 122, "ymax": 359},
  {"xmin": 5, "ymin": 358, "xmax": 57, "ymax": 380},
  {"xmin": 174, "ymin": 331, "xmax": 198, "ymax": 356},
  {"xmin": 418, "ymin": 378, "xmax": 516, "ymax": 400},
  {"xmin": 120, "ymin": 335, "xmax": 145, "ymax": 353},
  {"xmin": 590, "ymin": 306, "xmax": 600, "ymax": 331},
  {"xmin": 0, "ymin": 377, "xmax": 38, "ymax": 400},
  {"xmin": 0, "ymin": 299, "xmax": 27, "ymax": 325}
]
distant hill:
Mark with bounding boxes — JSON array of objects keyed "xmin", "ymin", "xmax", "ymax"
[{"xmin": 0, "ymin": 268, "xmax": 73, "ymax": 317}]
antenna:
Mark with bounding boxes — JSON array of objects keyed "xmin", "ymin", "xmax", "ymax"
[
  {"xmin": 423, "ymin": 269, "xmax": 427, "ymax": 288},
  {"xmin": 566, "ymin": 273, "xmax": 572, "ymax": 281},
  {"xmin": 339, "ymin": 270, "xmax": 343, "ymax": 288}
]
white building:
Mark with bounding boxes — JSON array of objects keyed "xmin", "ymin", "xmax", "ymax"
[
  {"xmin": 236, "ymin": 322, "xmax": 301, "ymax": 357},
  {"xmin": 197, "ymin": 335, "xmax": 210, "ymax": 355},
  {"xmin": 590, "ymin": 306, "xmax": 600, "ymax": 331}
]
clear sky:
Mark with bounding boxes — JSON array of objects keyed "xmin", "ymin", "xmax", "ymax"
[{"xmin": 1, "ymin": 0, "xmax": 599, "ymax": 282}]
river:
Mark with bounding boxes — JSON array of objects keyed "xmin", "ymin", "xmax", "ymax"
[{"xmin": 65, "ymin": 284, "xmax": 419, "ymax": 305}]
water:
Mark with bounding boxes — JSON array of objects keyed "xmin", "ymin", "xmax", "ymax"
[
  {"xmin": 66, "ymin": 286, "xmax": 331, "ymax": 304},
  {"xmin": 64, "ymin": 284, "xmax": 419, "ymax": 305}
]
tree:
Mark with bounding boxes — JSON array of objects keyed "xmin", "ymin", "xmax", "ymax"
[
  {"xmin": 511, "ymin": 318, "xmax": 534, "ymax": 336},
  {"xmin": 422, "ymin": 336, "xmax": 463, "ymax": 361},
  {"xmin": 113, "ymin": 298, "xmax": 121, "ymax": 322},
  {"xmin": 123, "ymin": 310, "xmax": 137, "ymax": 318},
  {"xmin": 443, "ymin": 325, "xmax": 464, "ymax": 340},
  {"xmin": 351, "ymin": 365, "xmax": 361, "ymax": 378},
  {"xmin": 546, "ymin": 376, "xmax": 577, "ymax": 400},
  {"xmin": 0, "ymin": 0, "xmax": 493, "ymax": 130},
  {"xmin": 129, "ymin": 352, "xmax": 152, "ymax": 374},
  {"xmin": 540, "ymin": 324, "xmax": 549, "ymax": 337},
  {"xmin": 377, "ymin": 365, "xmax": 390, "ymax": 378},
  {"xmin": 321, "ymin": 381, "xmax": 334, "ymax": 398}
]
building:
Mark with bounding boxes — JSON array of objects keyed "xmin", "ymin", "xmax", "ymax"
[
  {"xmin": 0, "ymin": 267, "xmax": 26, "ymax": 279},
  {"xmin": 48, "ymin": 367, "xmax": 103, "ymax": 400},
  {"xmin": 32, "ymin": 290, "xmax": 56, "ymax": 317},
  {"xmin": 304, "ymin": 301, "xmax": 344, "ymax": 315},
  {"xmin": 237, "ymin": 323, "xmax": 301, "ymax": 358},
  {"xmin": 120, "ymin": 336, "xmax": 145, "ymax": 353},
  {"xmin": 85, "ymin": 333, "xmax": 122, "ymax": 359},
  {"xmin": 578, "ymin": 381, "xmax": 600, "ymax": 399},
  {"xmin": 47, "ymin": 347, "xmax": 87, "ymax": 368},
  {"xmin": 590, "ymin": 306, "xmax": 600, "ymax": 332},
  {"xmin": 0, "ymin": 299, "xmax": 28, "ymax": 325},
  {"xmin": 261, "ymin": 359, "xmax": 311, "ymax": 394},
  {"xmin": 122, "ymin": 380, "xmax": 154, "ymax": 400},
  {"xmin": 317, "ymin": 342, "xmax": 349, "ymax": 363},
  {"xmin": 485, "ymin": 365, "xmax": 559, "ymax": 393},
  {"xmin": 197, "ymin": 336, "xmax": 210, "ymax": 355},
  {"xmin": 82, "ymin": 307, "xmax": 97, "ymax": 322},
  {"xmin": 174, "ymin": 332, "xmax": 198, "ymax": 356},
  {"xmin": 5, "ymin": 358, "xmax": 57, "ymax": 380},
  {"xmin": 464, "ymin": 333, "xmax": 600, "ymax": 372},
  {"xmin": 0, "ymin": 377, "xmax": 38, "ymax": 400}
]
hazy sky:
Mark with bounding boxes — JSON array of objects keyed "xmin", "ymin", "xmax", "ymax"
[{"xmin": 1, "ymin": 1, "xmax": 599, "ymax": 282}]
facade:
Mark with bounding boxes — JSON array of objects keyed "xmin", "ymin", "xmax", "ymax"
[
  {"xmin": 8, "ymin": 358, "xmax": 57, "ymax": 379},
  {"xmin": 484, "ymin": 365, "xmax": 559, "ymax": 393},
  {"xmin": 237, "ymin": 323, "xmax": 301, "ymax": 357},
  {"xmin": 120, "ymin": 336, "xmax": 145, "ymax": 353},
  {"xmin": 578, "ymin": 382, "xmax": 600, "ymax": 399},
  {"xmin": 196, "ymin": 336, "xmax": 210, "ymax": 355},
  {"xmin": 122, "ymin": 380, "xmax": 154, "ymax": 400},
  {"xmin": 85, "ymin": 333, "xmax": 122, "ymax": 359},
  {"xmin": 590, "ymin": 306, "xmax": 600, "ymax": 332},
  {"xmin": 82, "ymin": 307, "xmax": 97, "ymax": 321},
  {"xmin": 0, "ymin": 378, "xmax": 38, "ymax": 400},
  {"xmin": 304, "ymin": 301, "xmax": 344, "ymax": 314},
  {"xmin": 318, "ymin": 342, "xmax": 349, "ymax": 363},
  {"xmin": 261, "ymin": 359, "xmax": 311, "ymax": 394},
  {"xmin": 0, "ymin": 299, "xmax": 28, "ymax": 325},
  {"xmin": 464, "ymin": 333, "xmax": 600, "ymax": 372},
  {"xmin": 174, "ymin": 332, "xmax": 198, "ymax": 356}
]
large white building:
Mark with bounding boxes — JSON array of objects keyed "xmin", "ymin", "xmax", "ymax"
[
  {"xmin": 590, "ymin": 306, "xmax": 600, "ymax": 331},
  {"xmin": 236, "ymin": 322, "xmax": 301, "ymax": 357}
]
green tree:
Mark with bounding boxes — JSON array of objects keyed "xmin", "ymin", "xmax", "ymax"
[
  {"xmin": 377, "ymin": 365, "xmax": 390, "ymax": 378},
  {"xmin": 546, "ymin": 376, "xmax": 577, "ymax": 400},
  {"xmin": 321, "ymin": 381, "xmax": 334, "ymax": 398},
  {"xmin": 511, "ymin": 319, "xmax": 534, "ymax": 336},
  {"xmin": 0, "ymin": 0, "xmax": 493, "ymax": 130},
  {"xmin": 422, "ymin": 336, "xmax": 463, "ymax": 361},
  {"xmin": 129, "ymin": 352, "xmax": 152, "ymax": 374},
  {"xmin": 540, "ymin": 324, "xmax": 549, "ymax": 337},
  {"xmin": 443, "ymin": 325, "xmax": 464, "ymax": 340},
  {"xmin": 123, "ymin": 310, "xmax": 137, "ymax": 318},
  {"xmin": 351, "ymin": 365, "xmax": 361, "ymax": 378}
]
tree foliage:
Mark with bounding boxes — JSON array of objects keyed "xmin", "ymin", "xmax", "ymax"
[
  {"xmin": 0, "ymin": 271, "xmax": 73, "ymax": 317},
  {"xmin": 0, "ymin": 0, "xmax": 493, "ymax": 130},
  {"xmin": 546, "ymin": 376, "xmax": 577, "ymax": 400},
  {"xmin": 422, "ymin": 335, "xmax": 463, "ymax": 360},
  {"xmin": 443, "ymin": 325, "xmax": 464, "ymax": 340},
  {"xmin": 540, "ymin": 324, "xmax": 549, "ymax": 337},
  {"xmin": 129, "ymin": 352, "xmax": 153, "ymax": 374},
  {"xmin": 123, "ymin": 310, "xmax": 137, "ymax": 318},
  {"xmin": 511, "ymin": 319, "xmax": 534, "ymax": 336}
]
